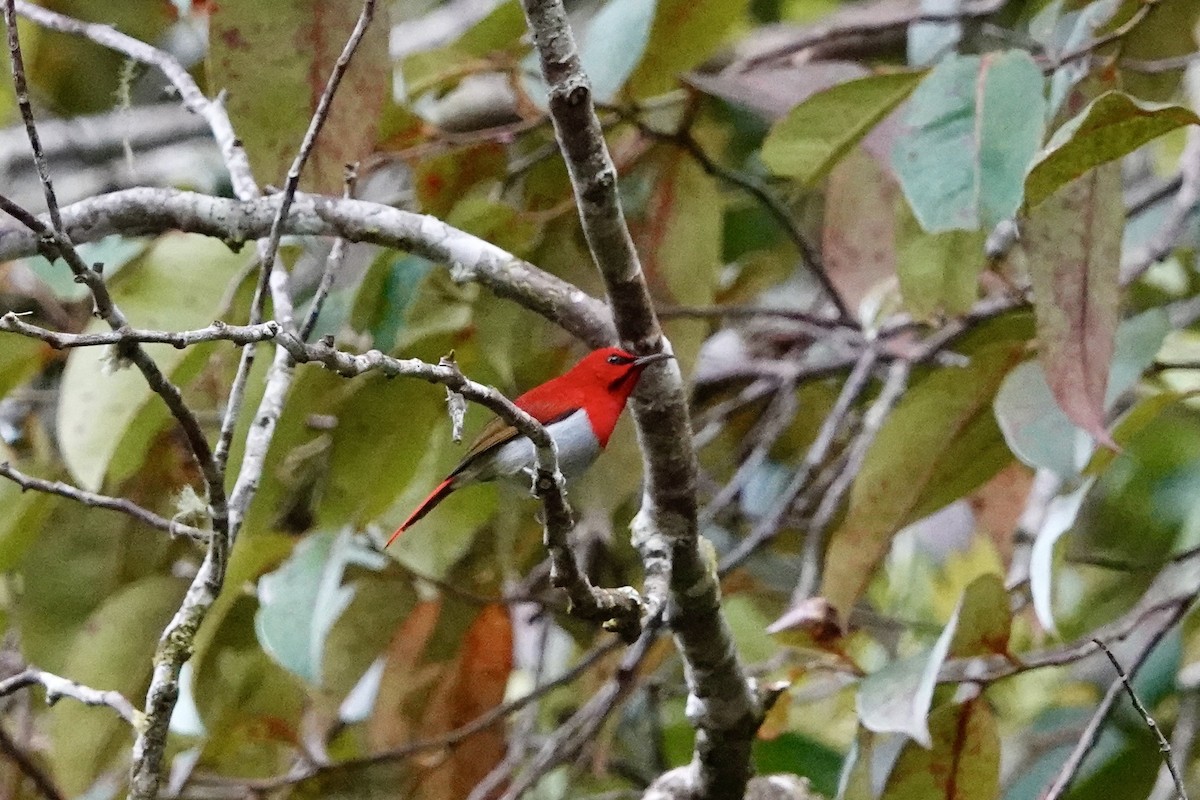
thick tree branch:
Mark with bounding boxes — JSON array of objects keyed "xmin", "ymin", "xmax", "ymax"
[
  {"xmin": 0, "ymin": 187, "xmax": 614, "ymax": 346},
  {"xmin": 519, "ymin": 1, "xmax": 760, "ymax": 797}
]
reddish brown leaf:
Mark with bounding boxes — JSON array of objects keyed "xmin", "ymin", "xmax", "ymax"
[{"xmin": 1023, "ymin": 163, "xmax": 1123, "ymax": 446}]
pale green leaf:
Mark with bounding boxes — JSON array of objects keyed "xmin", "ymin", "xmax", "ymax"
[
  {"xmin": 255, "ymin": 529, "xmax": 388, "ymax": 685},
  {"xmin": 579, "ymin": 0, "xmax": 657, "ymax": 102},
  {"xmin": 893, "ymin": 51, "xmax": 1046, "ymax": 233},
  {"xmin": 895, "ymin": 200, "xmax": 987, "ymax": 318},
  {"xmin": 56, "ymin": 234, "xmax": 251, "ymax": 490},
  {"xmin": 994, "ymin": 309, "xmax": 1170, "ymax": 477}
]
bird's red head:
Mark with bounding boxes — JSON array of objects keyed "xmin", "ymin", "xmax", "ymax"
[
  {"xmin": 515, "ymin": 346, "xmax": 673, "ymax": 447},
  {"xmin": 567, "ymin": 346, "xmax": 671, "ymax": 401}
]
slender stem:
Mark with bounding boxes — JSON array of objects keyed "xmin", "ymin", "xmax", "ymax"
[{"xmin": 0, "ymin": 462, "xmax": 207, "ymax": 541}]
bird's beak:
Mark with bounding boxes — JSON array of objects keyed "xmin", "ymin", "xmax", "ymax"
[{"xmin": 633, "ymin": 352, "xmax": 674, "ymax": 367}]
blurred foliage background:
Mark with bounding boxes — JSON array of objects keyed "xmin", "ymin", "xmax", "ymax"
[{"xmin": 1, "ymin": 0, "xmax": 1200, "ymax": 798}]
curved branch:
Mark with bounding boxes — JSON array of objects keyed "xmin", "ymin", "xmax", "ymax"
[{"xmin": 0, "ymin": 187, "xmax": 614, "ymax": 347}]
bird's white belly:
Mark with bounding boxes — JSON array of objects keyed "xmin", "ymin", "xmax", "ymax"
[{"xmin": 482, "ymin": 409, "xmax": 601, "ymax": 483}]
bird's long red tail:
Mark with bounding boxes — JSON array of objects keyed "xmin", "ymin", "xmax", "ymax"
[{"xmin": 387, "ymin": 477, "xmax": 456, "ymax": 546}]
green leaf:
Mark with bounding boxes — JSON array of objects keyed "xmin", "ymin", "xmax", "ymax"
[
  {"xmin": 879, "ymin": 698, "xmax": 1000, "ymax": 800},
  {"xmin": 820, "ymin": 342, "xmax": 1025, "ymax": 620},
  {"xmin": 55, "ymin": 234, "xmax": 251, "ymax": 490},
  {"xmin": 944, "ymin": 573, "xmax": 1012, "ymax": 660},
  {"xmin": 626, "ymin": 0, "xmax": 749, "ymax": 98},
  {"xmin": 858, "ymin": 645, "xmax": 948, "ymax": 747},
  {"xmin": 0, "ymin": 336, "xmax": 40, "ymax": 399},
  {"xmin": 895, "ymin": 199, "xmax": 987, "ymax": 318},
  {"xmin": 49, "ymin": 575, "xmax": 187, "ymax": 795},
  {"xmin": 994, "ymin": 309, "xmax": 1169, "ymax": 477},
  {"xmin": 255, "ymin": 529, "xmax": 388, "ymax": 685},
  {"xmin": 1024, "ymin": 163, "xmax": 1124, "ymax": 444},
  {"xmin": 192, "ymin": 593, "xmax": 307, "ymax": 778},
  {"xmin": 1114, "ymin": 0, "xmax": 1200, "ymax": 102},
  {"xmin": 1026, "ymin": 92, "xmax": 1200, "ymax": 208},
  {"xmin": 762, "ymin": 71, "xmax": 924, "ymax": 185},
  {"xmin": 579, "ymin": 0, "xmax": 657, "ymax": 102},
  {"xmin": 893, "ymin": 51, "xmax": 1046, "ymax": 233},
  {"xmin": 0, "ymin": 477, "xmax": 54, "ymax": 571},
  {"xmin": 206, "ymin": 0, "xmax": 389, "ymax": 192},
  {"xmin": 637, "ymin": 151, "xmax": 721, "ymax": 309}
]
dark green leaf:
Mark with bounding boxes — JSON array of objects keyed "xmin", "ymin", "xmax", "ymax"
[{"xmin": 1026, "ymin": 92, "xmax": 1199, "ymax": 208}]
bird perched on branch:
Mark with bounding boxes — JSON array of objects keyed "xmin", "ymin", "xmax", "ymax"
[{"xmin": 387, "ymin": 346, "xmax": 672, "ymax": 544}]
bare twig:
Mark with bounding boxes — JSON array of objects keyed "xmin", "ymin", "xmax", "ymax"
[
  {"xmin": 668, "ymin": 129, "xmax": 851, "ymax": 323},
  {"xmin": 251, "ymin": 0, "xmax": 376, "ymax": 335},
  {"xmin": 793, "ymin": 358, "xmax": 910, "ymax": 600},
  {"xmin": 0, "ymin": 723, "xmax": 65, "ymax": 800},
  {"xmin": 0, "ymin": 668, "xmax": 139, "ymax": 725},
  {"xmin": 13, "ymin": 0, "xmax": 257, "ymax": 198},
  {"xmin": 1043, "ymin": 604, "xmax": 1186, "ymax": 800},
  {"xmin": 298, "ymin": 166, "xmax": 359, "ymax": 341},
  {"xmin": 1047, "ymin": 0, "xmax": 1163, "ymax": 72},
  {"xmin": 1123, "ymin": 127, "xmax": 1200, "ymax": 285},
  {"xmin": 0, "ymin": 313, "xmax": 280, "ymax": 350},
  {"xmin": 0, "ymin": 462, "xmax": 207, "ymax": 541},
  {"xmin": 718, "ymin": 347, "xmax": 878, "ymax": 574},
  {"xmin": 1151, "ymin": 690, "xmax": 1199, "ymax": 800},
  {"xmin": 1093, "ymin": 638, "xmax": 1190, "ymax": 800}
]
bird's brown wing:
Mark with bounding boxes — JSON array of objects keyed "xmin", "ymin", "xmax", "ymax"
[{"xmin": 449, "ymin": 407, "xmax": 578, "ymax": 477}]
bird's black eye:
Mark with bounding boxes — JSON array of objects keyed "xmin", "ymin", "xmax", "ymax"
[{"xmin": 607, "ymin": 354, "xmax": 622, "ymax": 365}]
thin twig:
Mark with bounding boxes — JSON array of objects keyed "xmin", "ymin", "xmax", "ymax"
[
  {"xmin": 209, "ymin": 636, "xmax": 625, "ymax": 793},
  {"xmin": 2, "ymin": 0, "xmax": 62, "ymax": 231},
  {"xmin": 1043, "ymin": 605, "xmax": 1187, "ymax": 800},
  {"xmin": 1093, "ymin": 638, "xmax": 1189, "ymax": 800},
  {"xmin": 1151, "ymin": 691, "xmax": 1199, "ymax": 800},
  {"xmin": 1123, "ymin": 127, "xmax": 1200, "ymax": 285},
  {"xmin": 0, "ymin": 462, "xmax": 207, "ymax": 541},
  {"xmin": 668, "ymin": 129, "xmax": 851, "ymax": 323},
  {"xmin": 0, "ymin": 723, "xmax": 65, "ymax": 800},
  {"xmin": 13, "ymin": 0, "xmax": 257, "ymax": 198},
  {"xmin": 298, "ymin": 166, "xmax": 359, "ymax": 341},
  {"xmin": 1047, "ymin": 0, "xmax": 1163, "ymax": 72},
  {"xmin": 0, "ymin": 668, "xmax": 139, "ymax": 725},
  {"xmin": 0, "ymin": 313, "xmax": 280, "ymax": 350},
  {"xmin": 793, "ymin": 358, "xmax": 910, "ymax": 600},
  {"xmin": 718, "ymin": 347, "xmax": 878, "ymax": 573},
  {"xmin": 250, "ymin": 0, "xmax": 376, "ymax": 335}
]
